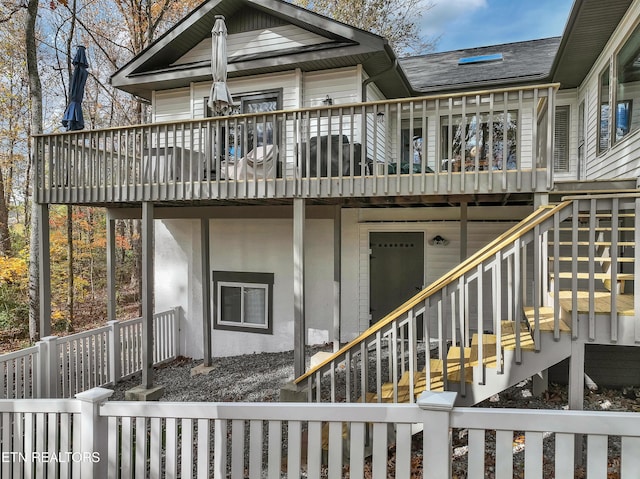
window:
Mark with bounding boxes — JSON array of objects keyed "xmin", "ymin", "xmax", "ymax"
[
  {"xmin": 554, "ymin": 105, "xmax": 570, "ymax": 172},
  {"xmin": 441, "ymin": 111, "xmax": 518, "ymax": 171},
  {"xmin": 598, "ymin": 66, "xmax": 611, "ymax": 154},
  {"xmin": 615, "ymin": 22, "xmax": 640, "ymax": 143},
  {"xmin": 213, "ymin": 271, "xmax": 274, "ymax": 334}
]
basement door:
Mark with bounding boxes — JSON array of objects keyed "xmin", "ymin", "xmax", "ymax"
[{"xmin": 369, "ymin": 232, "xmax": 424, "ymax": 325}]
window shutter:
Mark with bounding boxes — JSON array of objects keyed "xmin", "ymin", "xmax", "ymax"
[{"xmin": 554, "ymin": 106, "xmax": 570, "ymax": 172}]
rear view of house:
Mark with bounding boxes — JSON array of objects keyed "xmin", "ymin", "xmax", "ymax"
[{"xmin": 32, "ymin": 0, "xmax": 639, "ymax": 414}]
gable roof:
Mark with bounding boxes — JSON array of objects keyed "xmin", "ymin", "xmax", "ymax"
[
  {"xmin": 400, "ymin": 37, "xmax": 561, "ymax": 94},
  {"xmin": 111, "ymin": 0, "xmax": 411, "ymax": 100}
]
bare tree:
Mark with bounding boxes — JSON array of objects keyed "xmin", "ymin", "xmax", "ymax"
[
  {"xmin": 292, "ymin": 0, "xmax": 437, "ymax": 56},
  {"xmin": 25, "ymin": 0, "xmax": 43, "ymax": 342}
]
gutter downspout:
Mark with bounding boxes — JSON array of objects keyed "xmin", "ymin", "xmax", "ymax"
[{"xmin": 361, "ymin": 58, "xmax": 399, "ymax": 102}]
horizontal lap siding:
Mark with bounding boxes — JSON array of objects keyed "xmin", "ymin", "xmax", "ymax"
[
  {"xmin": 302, "ymin": 68, "xmax": 364, "ymax": 175},
  {"xmin": 173, "ymin": 24, "xmax": 331, "ymax": 66},
  {"xmin": 579, "ymin": 1, "xmax": 640, "ymax": 181}
]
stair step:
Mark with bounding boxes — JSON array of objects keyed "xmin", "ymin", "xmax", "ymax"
[
  {"xmin": 557, "ymin": 227, "xmax": 635, "ymax": 232},
  {"xmin": 550, "ymin": 272, "xmax": 634, "ymax": 281},
  {"xmin": 470, "ymin": 334, "xmax": 498, "ymax": 368},
  {"xmin": 556, "ymin": 291, "xmax": 635, "ymax": 316},
  {"xmin": 500, "ymin": 321, "xmax": 536, "ymax": 350},
  {"xmin": 550, "ymin": 241, "xmax": 634, "ymax": 247},
  {"xmin": 548, "ymin": 256, "xmax": 635, "ymax": 263},
  {"xmin": 524, "ymin": 306, "xmax": 571, "ymax": 332}
]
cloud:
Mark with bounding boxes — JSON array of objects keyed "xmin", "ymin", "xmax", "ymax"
[{"xmin": 421, "ymin": 0, "xmax": 488, "ymax": 38}]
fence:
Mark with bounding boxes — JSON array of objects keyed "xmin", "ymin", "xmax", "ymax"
[
  {"xmin": 1, "ymin": 388, "xmax": 638, "ymax": 479},
  {"xmin": 0, "ymin": 307, "xmax": 179, "ymax": 400}
]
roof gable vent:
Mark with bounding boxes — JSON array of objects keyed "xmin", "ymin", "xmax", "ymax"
[{"xmin": 458, "ymin": 53, "xmax": 503, "ymax": 65}]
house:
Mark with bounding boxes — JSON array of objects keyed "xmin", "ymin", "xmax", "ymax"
[{"xmin": 34, "ymin": 0, "xmax": 639, "ymax": 410}]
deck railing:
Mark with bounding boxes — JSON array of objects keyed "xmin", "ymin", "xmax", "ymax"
[
  {"xmin": 0, "ymin": 307, "xmax": 180, "ymax": 399},
  {"xmin": 2, "ymin": 388, "xmax": 639, "ymax": 479},
  {"xmin": 295, "ymin": 193, "xmax": 638, "ymax": 404},
  {"xmin": 35, "ymin": 84, "xmax": 558, "ymax": 204}
]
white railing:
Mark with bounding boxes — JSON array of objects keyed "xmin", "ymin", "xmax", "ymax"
[
  {"xmin": 2, "ymin": 389, "xmax": 639, "ymax": 479},
  {"xmin": 0, "ymin": 345, "xmax": 39, "ymax": 399},
  {"xmin": 0, "ymin": 307, "xmax": 180, "ymax": 399},
  {"xmin": 35, "ymin": 84, "xmax": 557, "ymax": 204},
  {"xmin": 296, "ymin": 193, "xmax": 638, "ymax": 404}
]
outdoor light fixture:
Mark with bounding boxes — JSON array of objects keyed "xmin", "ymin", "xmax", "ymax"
[
  {"xmin": 322, "ymin": 95, "xmax": 333, "ymax": 106},
  {"xmin": 429, "ymin": 235, "xmax": 449, "ymax": 246},
  {"xmin": 376, "ymin": 111, "xmax": 385, "ymax": 124}
]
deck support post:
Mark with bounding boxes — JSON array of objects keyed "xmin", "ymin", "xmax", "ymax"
[
  {"xmin": 293, "ymin": 198, "xmax": 306, "ymax": 378},
  {"xmin": 569, "ymin": 340, "xmax": 585, "ymax": 465},
  {"xmin": 460, "ymin": 201, "xmax": 468, "ymax": 261},
  {"xmin": 141, "ymin": 202, "xmax": 155, "ymax": 389},
  {"xmin": 333, "ymin": 205, "xmax": 341, "ymax": 352},
  {"xmin": 38, "ymin": 203, "xmax": 51, "ymax": 338},
  {"xmin": 106, "ymin": 214, "xmax": 116, "ymax": 322},
  {"xmin": 201, "ymin": 218, "xmax": 212, "ymax": 367}
]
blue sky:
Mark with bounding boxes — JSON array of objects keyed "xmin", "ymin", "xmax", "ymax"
[{"xmin": 422, "ymin": 0, "xmax": 575, "ymax": 53}]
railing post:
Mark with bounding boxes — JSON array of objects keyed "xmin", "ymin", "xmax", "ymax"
[
  {"xmin": 75, "ymin": 387, "xmax": 114, "ymax": 479},
  {"xmin": 417, "ymin": 391, "xmax": 457, "ymax": 479},
  {"xmin": 107, "ymin": 320, "xmax": 121, "ymax": 384},
  {"xmin": 172, "ymin": 306, "xmax": 181, "ymax": 359},
  {"xmin": 37, "ymin": 336, "xmax": 59, "ymax": 399}
]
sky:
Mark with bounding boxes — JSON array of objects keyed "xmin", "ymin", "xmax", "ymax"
[{"xmin": 422, "ymin": 0, "xmax": 575, "ymax": 53}]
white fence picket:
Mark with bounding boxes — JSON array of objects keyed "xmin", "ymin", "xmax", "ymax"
[{"xmin": 2, "ymin": 394, "xmax": 640, "ymax": 479}]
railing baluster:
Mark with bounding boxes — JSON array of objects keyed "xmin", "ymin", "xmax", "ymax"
[
  {"xmin": 610, "ymin": 197, "xmax": 619, "ymax": 342},
  {"xmin": 588, "ymin": 199, "xmax": 596, "ymax": 340}
]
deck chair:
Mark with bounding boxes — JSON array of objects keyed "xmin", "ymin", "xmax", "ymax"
[{"xmin": 220, "ymin": 144, "xmax": 277, "ymax": 180}]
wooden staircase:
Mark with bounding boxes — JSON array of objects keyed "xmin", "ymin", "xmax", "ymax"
[
  {"xmin": 361, "ymin": 314, "xmax": 571, "ymax": 408},
  {"xmin": 296, "ymin": 194, "xmax": 637, "ymax": 410}
]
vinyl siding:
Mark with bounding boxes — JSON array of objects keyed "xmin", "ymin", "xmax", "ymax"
[
  {"xmin": 173, "ymin": 24, "xmax": 331, "ymax": 66},
  {"xmin": 578, "ymin": 0, "xmax": 640, "ymax": 180}
]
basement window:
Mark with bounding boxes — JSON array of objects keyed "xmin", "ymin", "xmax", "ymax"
[{"xmin": 213, "ymin": 271, "xmax": 274, "ymax": 334}]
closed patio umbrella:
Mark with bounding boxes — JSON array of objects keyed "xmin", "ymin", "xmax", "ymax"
[
  {"xmin": 62, "ymin": 45, "xmax": 89, "ymax": 131},
  {"xmin": 207, "ymin": 15, "xmax": 234, "ymax": 115}
]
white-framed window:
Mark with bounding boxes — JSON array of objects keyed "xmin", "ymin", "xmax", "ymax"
[
  {"xmin": 615, "ymin": 21, "xmax": 640, "ymax": 144},
  {"xmin": 213, "ymin": 271, "xmax": 274, "ymax": 334},
  {"xmin": 554, "ymin": 105, "xmax": 570, "ymax": 172},
  {"xmin": 598, "ymin": 65, "xmax": 611, "ymax": 155}
]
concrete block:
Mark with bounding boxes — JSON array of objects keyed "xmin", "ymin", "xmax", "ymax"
[
  {"xmin": 191, "ymin": 363, "xmax": 217, "ymax": 376},
  {"xmin": 279, "ymin": 380, "xmax": 308, "ymax": 402},
  {"xmin": 125, "ymin": 385, "xmax": 165, "ymax": 401}
]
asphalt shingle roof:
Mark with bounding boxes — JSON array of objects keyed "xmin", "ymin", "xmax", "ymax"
[{"xmin": 400, "ymin": 37, "xmax": 561, "ymax": 94}]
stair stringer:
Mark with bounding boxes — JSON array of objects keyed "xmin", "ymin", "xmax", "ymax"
[{"xmin": 451, "ymin": 331, "xmax": 573, "ymax": 407}]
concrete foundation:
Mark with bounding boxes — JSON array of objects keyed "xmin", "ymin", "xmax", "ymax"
[{"xmin": 191, "ymin": 363, "xmax": 217, "ymax": 376}]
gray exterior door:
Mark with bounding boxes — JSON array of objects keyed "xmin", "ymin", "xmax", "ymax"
[{"xmin": 369, "ymin": 232, "xmax": 424, "ymax": 324}]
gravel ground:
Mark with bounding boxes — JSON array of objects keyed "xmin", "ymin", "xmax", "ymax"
[{"xmin": 109, "ymin": 349, "xmax": 638, "ymax": 479}]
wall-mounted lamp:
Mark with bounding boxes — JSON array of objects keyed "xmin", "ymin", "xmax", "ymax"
[
  {"xmin": 376, "ymin": 111, "xmax": 385, "ymax": 124},
  {"xmin": 322, "ymin": 95, "xmax": 333, "ymax": 106},
  {"xmin": 428, "ymin": 235, "xmax": 449, "ymax": 247}
]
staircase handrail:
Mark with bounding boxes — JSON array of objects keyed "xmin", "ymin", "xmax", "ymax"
[{"xmin": 295, "ymin": 200, "xmax": 573, "ymax": 384}]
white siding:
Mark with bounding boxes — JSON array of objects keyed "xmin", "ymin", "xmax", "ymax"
[
  {"xmin": 578, "ymin": 0, "xmax": 640, "ymax": 180},
  {"xmin": 153, "ymin": 88, "xmax": 192, "ymax": 123},
  {"xmin": 344, "ymin": 206, "xmax": 529, "ymax": 337},
  {"xmin": 173, "ymin": 25, "xmax": 332, "ymax": 66}
]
